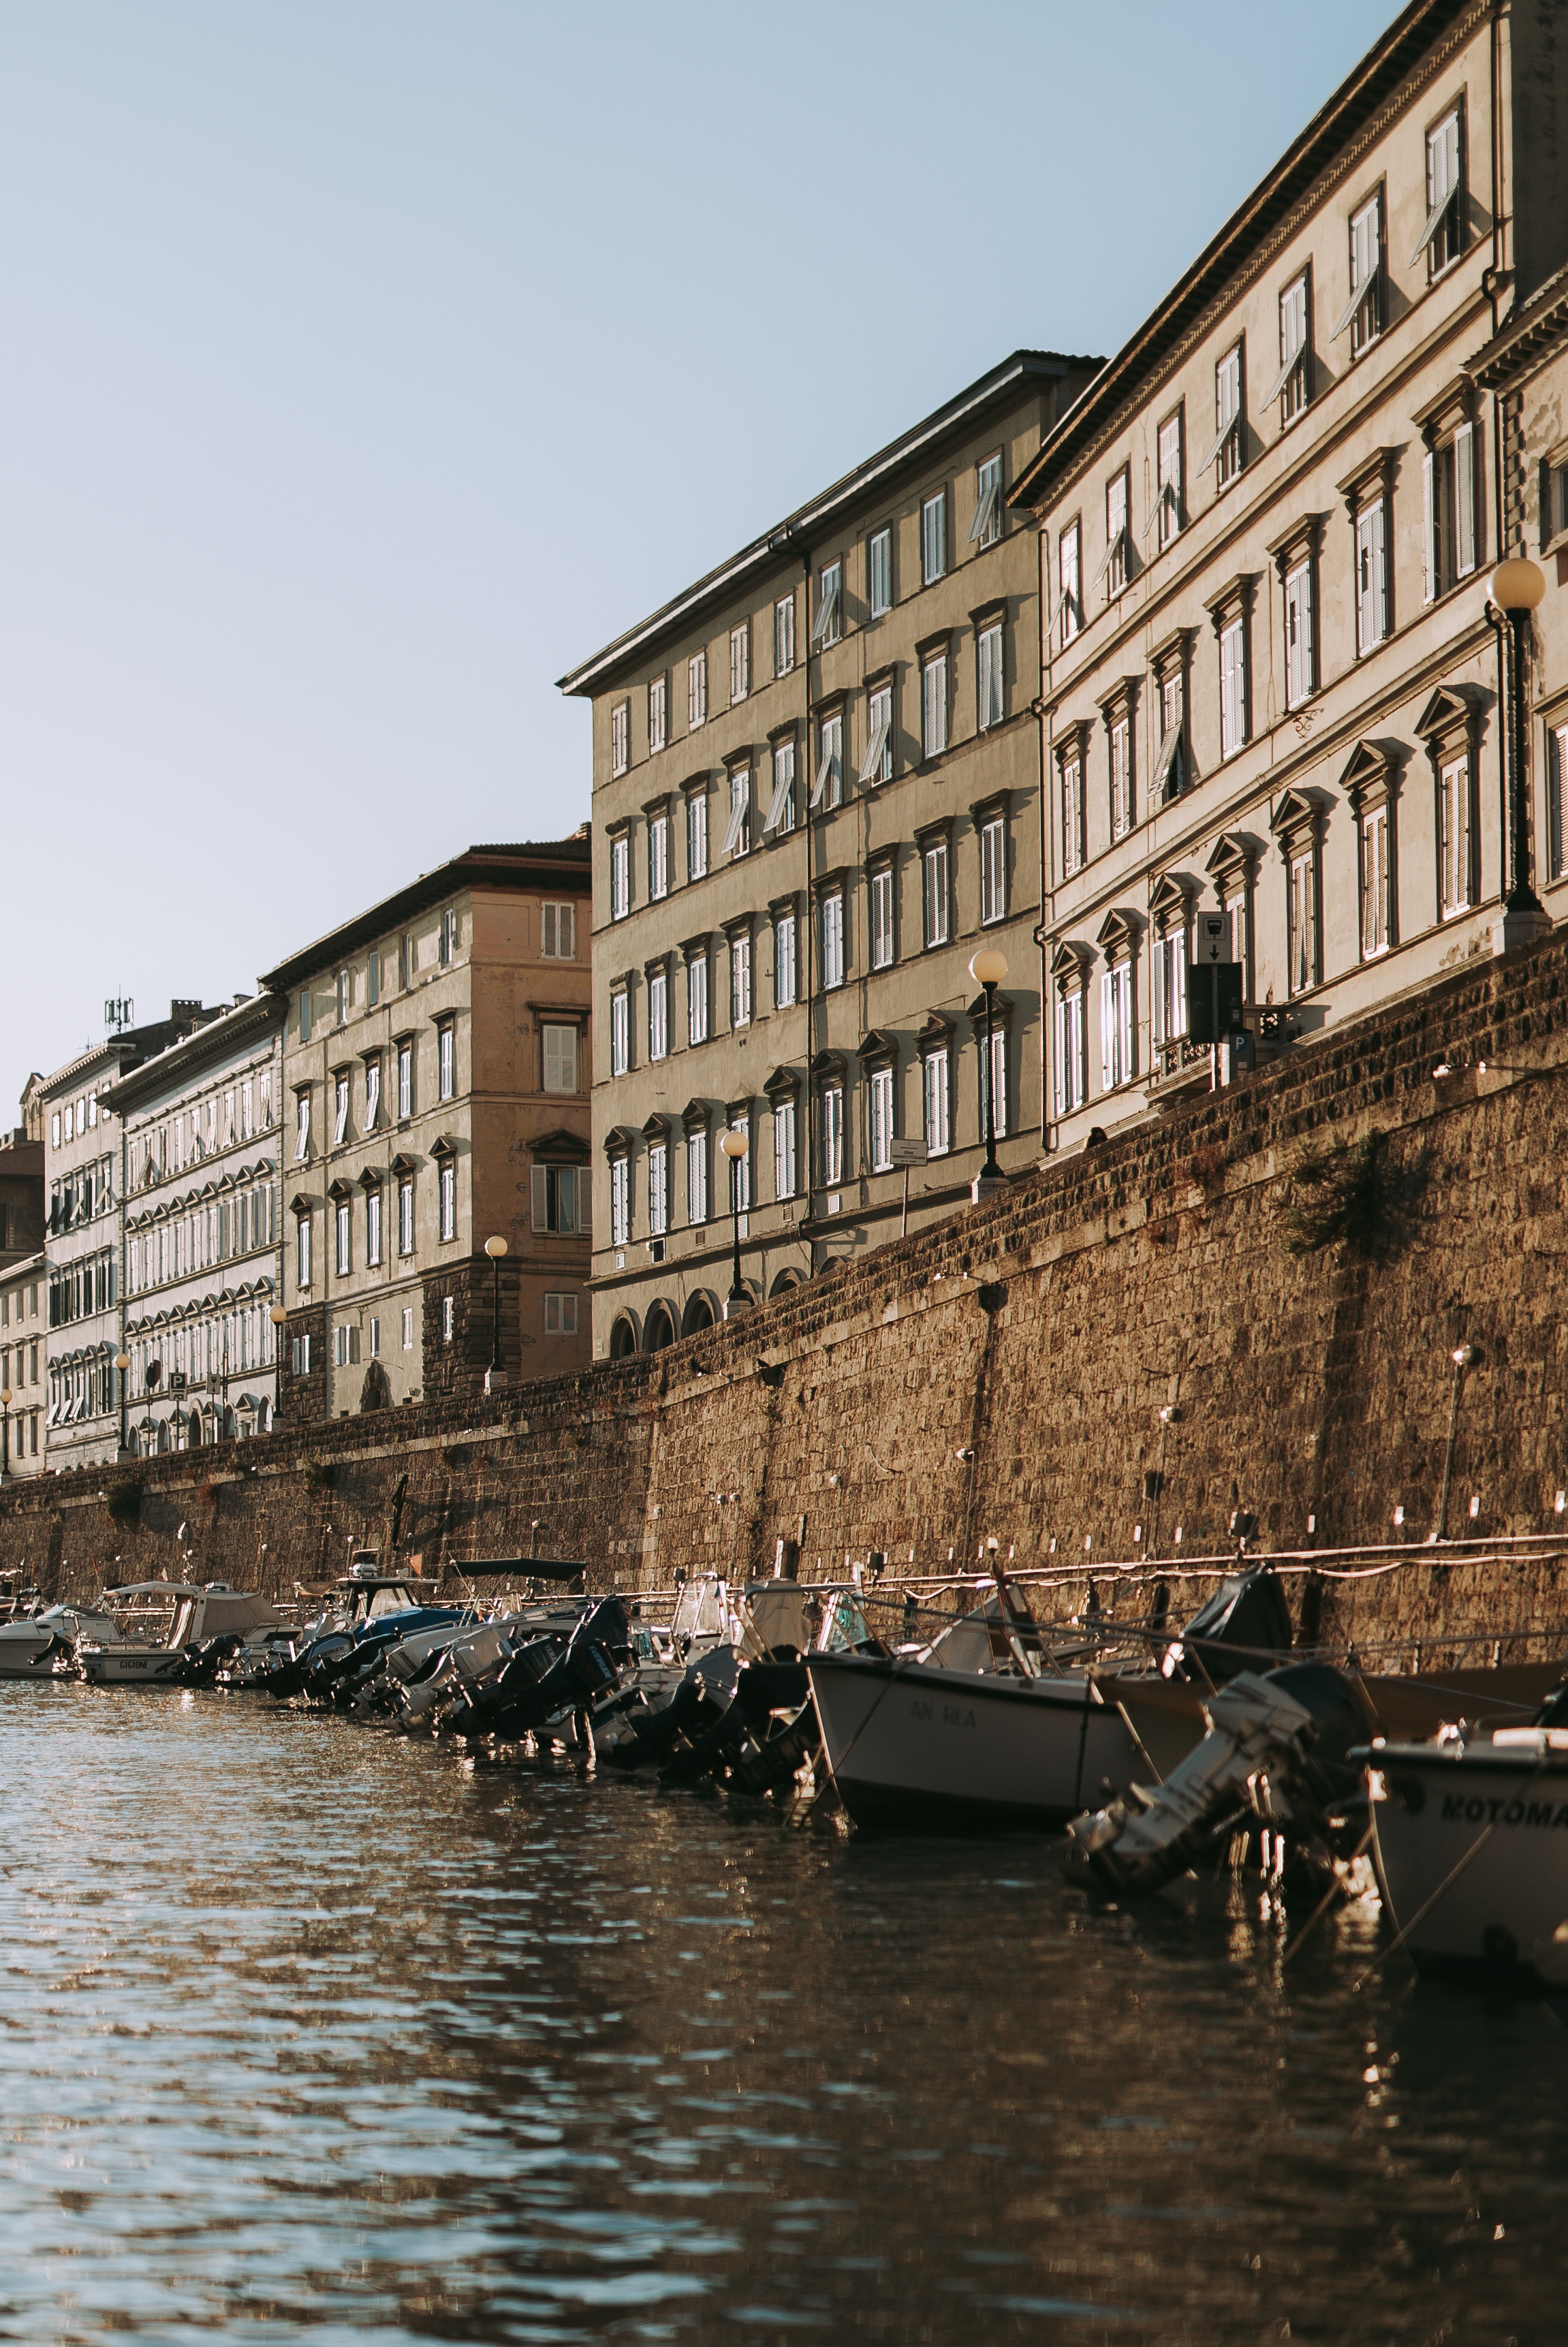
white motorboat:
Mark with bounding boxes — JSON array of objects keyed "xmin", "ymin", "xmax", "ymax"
[
  {"xmin": 76, "ymin": 1581, "xmax": 282, "ymax": 1686},
  {"xmin": 1366, "ymin": 1723, "xmax": 1568, "ymax": 1987},
  {"xmin": 0, "ymin": 1602, "xmax": 123, "ymax": 1680}
]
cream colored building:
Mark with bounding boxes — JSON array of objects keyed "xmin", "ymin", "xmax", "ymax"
[
  {"xmin": 560, "ymin": 349, "xmax": 1099, "ymax": 1358},
  {"xmin": 261, "ymin": 840, "xmax": 592, "ymax": 1418},
  {"xmin": 1015, "ymin": 0, "xmax": 1568, "ymax": 1146},
  {"xmin": 0, "ymin": 1252, "xmax": 46, "ymax": 1477}
]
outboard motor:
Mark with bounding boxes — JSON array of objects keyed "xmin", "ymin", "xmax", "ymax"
[{"xmin": 1067, "ymin": 1662, "xmax": 1373, "ymax": 1896}]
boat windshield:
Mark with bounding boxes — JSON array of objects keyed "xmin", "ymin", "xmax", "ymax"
[
  {"xmin": 101, "ymin": 1590, "xmax": 184, "ymax": 1646},
  {"xmin": 366, "ymin": 1586, "xmax": 418, "ymax": 1620}
]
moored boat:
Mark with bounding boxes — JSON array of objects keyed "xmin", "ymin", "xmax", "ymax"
[
  {"xmin": 76, "ymin": 1582, "xmax": 282, "ymax": 1686},
  {"xmin": 0, "ymin": 1602, "xmax": 123, "ymax": 1680}
]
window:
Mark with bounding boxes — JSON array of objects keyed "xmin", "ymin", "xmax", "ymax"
[
  {"xmin": 1289, "ymin": 847, "xmax": 1319, "ymax": 993},
  {"xmin": 821, "ymin": 890, "xmax": 845, "ymax": 989},
  {"xmin": 1422, "ymin": 106, "xmax": 1464, "ymax": 277},
  {"xmin": 296, "ymin": 1216, "xmax": 312, "ymax": 1289},
  {"xmin": 1060, "ymin": 749, "xmax": 1085, "ymax": 877},
  {"xmin": 1424, "ymin": 422, "xmax": 1478, "ymax": 602},
  {"xmin": 544, "ymin": 1292, "xmax": 579, "ymax": 1337},
  {"xmin": 1054, "ymin": 983, "xmax": 1086, "ymax": 1114},
  {"xmin": 1550, "ymin": 725, "xmax": 1568, "ymax": 883},
  {"xmin": 921, "ymin": 837, "xmax": 949, "ymax": 947},
  {"xmin": 610, "ymin": 700, "xmax": 629, "ymax": 775},
  {"xmin": 729, "ymin": 620, "xmax": 750, "ymax": 704},
  {"xmin": 298, "ymin": 989, "xmax": 312, "ymax": 1045},
  {"xmin": 333, "ymin": 1074, "xmax": 350, "ymax": 1148},
  {"xmin": 986, "ymin": 1026, "xmax": 1008, "ymax": 1141},
  {"xmin": 764, "ymin": 738, "xmax": 797, "ymax": 835},
  {"xmin": 1265, "ymin": 277, "xmax": 1306, "ymax": 437},
  {"xmin": 860, "ymin": 686, "xmax": 892, "ymax": 786},
  {"xmin": 609, "ymin": 1155, "xmax": 630, "ymax": 1246},
  {"xmin": 369, "ymin": 1316, "xmax": 381, "ymax": 1359},
  {"xmin": 1284, "ymin": 559, "xmax": 1315, "ymax": 709},
  {"xmin": 1355, "ymin": 499, "xmax": 1389, "ymax": 652},
  {"xmin": 687, "ymin": 787, "xmax": 708, "ymax": 879},
  {"xmin": 813, "ymin": 711, "xmax": 843, "ymax": 809},
  {"xmin": 1361, "ymin": 805, "xmax": 1392, "ymax": 959},
  {"xmin": 772, "ymin": 1098, "xmax": 797, "ymax": 1199},
  {"xmin": 811, "ymin": 562, "xmax": 841, "ymax": 650},
  {"xmin": 294, "ymin": 1092, "xmax": 311, "ymax": 1163},
  {"xmin": 1157, "ymin": 411, "xmax": 1183, "ymax": 548},
  {"xmin": 1439, "ymin": 753, "xmax": 1472, "ymax": 917},
  {"xmin": 441, "ymin": 1295, "xmax": 454, "ymax": 1341},
  {"xmin": 922, "ymin": 490, "xmax": 947, "ymax": 584},
  {"xmin": 977, "ymin": 621, "xmax": 1004, "ymax": 730},
  {"xmin": 1101, "ymin": 962, "xmax": 1134, "ymax": 1092},
  {"xmin": 334, "ymin": 1323, "xmax": 360, "ymax": 1370},
  {"xmin": 686, "ymin": 1129, "xmax": 708, "ymax": 1224},
  {"xmin": 1059, "ymin": 519, "xmax": 1082, "ymax": 646},
  {"xmin": 1103, "ymin": 468, "xmax": 1129, "ymax": 597},
  {"xmin": 1156, "ymin": 925, "xmax": 1187, "ymax": 1045},
  {"xmin": 648, "ymin": 1144, "xmax": 668, "ymax": 1235},
  {"xmin": 688, "ymin": 651, "xmax": 707, "ymax": 731},
  {"xmin": 440, "ymin": 909, "xmax": 458, "ymax": 964},
  {"xmin": 439, "ymin": 1159, "xmax": 457, "ymax": 1242},
  {"xmin": 980, "ymin": 815, "xmax": 1006, "ymax": 925},
  {"xmin": 921, "ymin": 650, "xmax": 948, "ymax": 757},
  {"xmin": 1343, "ymin": 193, "xmax": 1383, "ymax": 356},
  {"xmin": 366, "ymin": 954, "xmax": 379, "ymax": 1010},
  {"xmin": 648, "ymin": 812, "xmax": 669, "ymax": 900},
  {"xmin": 336, "ymin": 968, "xmax": 350, "ymax": 1024},
  {"xmin": 1211, "ymin": 344, "xmax": 1243, "ymax": 488},
  {"xmin": 871, "ymin": 864, "xmax": 895, "ymax": 968},
  {"xmin": 868, "ymin": 526, "xmax": 892, "ymax": 618},
  {"xmin": 868, "ymin": 1065, "xmax": 894, "ymax": 1171},
  {"xmin": 610, "ymin": 832, "xmax": 631, "ymax": 920},
  {"xmin": 648, "ymin": 673, "xmax": 668, "ymax": 755},
  {"xmin": 398, "ymin": 1176, "xmax": 415, "ymax": 1255},
  {"xmin": 531, "ymin": 1163, "xmax": 580, "ymax": 1233},
  {"xmin": 335, "ymin": 1199, "xmax": 351, "ymax": 1277},
  {"xmin": 610, "ymin": 989, "xmax": 629, "ymax": 1077},
  {"xmin": 365, "ymin": 1186, "xmax": 382, "ymax": 1267},
  {"xmin": 1153, "ymin": 670, "xmax": 1185, "ymax": 804},
  {"xmin": 648, "ymin": 965, "xmax": 668, "ymax": 1061},
  {"xmin": 730, "ymin": 932, "xmax": 752, "ymax": 1028},
  {"xmin": 438, "ymin": 1022, "xmax": 456, "ymax": 1101},
  {"xmin": 821, "ymin": 1083, "xmax": 843, "ymax": 1186},
  {"xmin": 923, "ymin": 1050, "xmax": 950, "ymax": 1156},
  {"xmin": 687, "ymin": 949, "xmax": 709, "ymax": 1045},
  {"xmin": 774, "ymin": 907, "xmax": 797, "ymax": 1007},
  {"xmin": 970, "ymin": 452, "xmax": 1003, "ymax": 548},
  {"xmin": 362, "ymin": 1058, "xmax": 381, "ymax": 1133},
  {"xmin": 1219, "ymin": 616, "xmax": 1248, "ymax": 759},
  {"xmin": 726, "ymin": 1116, "xmax": 750, "ymax": 1214},
  {"xmin": 1108, "ymin": 711, "xmax": 1134, "ymax": 840},
  {"xmin": 722, "ymin": 766, "xmax": 751, "ymax": 858},
  {"xmin": 774, "ymin": 592, "xmax": 796, "ymax": 677}
]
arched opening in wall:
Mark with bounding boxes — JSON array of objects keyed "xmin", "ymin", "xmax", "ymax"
[
  {"xmin": 680, "ymin": 1293, "xmax": 715, "ymax": 1338},
  {"xmin": 643, "ymin": 1302, "xmax": 676, "ymax": 1353},
  {"xmin": 219, "ymin": 1406, "xmax": 236, "ymax": 1442},
  {"xmin": 155, "ymin": 1419, "xmax": 170, "ymax": 1455},
  {"xmin": 609, "ymin": 1314, "xmax": 639, "ymax": 1360},
  {"xmin": 769, "ymin": 1269, "xmax": 803, "ymax": 1299},
  {"xmin": 187, "ymin": 1411, "xmax": 203, "ymax": 1449},
  {"xmin": 255, "ymin": 1398, "xmax": 270, "ymax": 1434}
]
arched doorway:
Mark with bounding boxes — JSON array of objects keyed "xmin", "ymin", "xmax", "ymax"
[
  {"xmin": 643, "ymin": 1302, "xmax": 675, "ymax": 1352},
  {"xmin": 680, "ymin": 1293, "xmax": 715, "ymax": 1338},
  {"xmin": 769, "ymin": 1269, "xmax": 803, "ymax": 1299},
  {"xmin": 609, "ymin": 1314, "xmax": 639, "ymax": 1359}
]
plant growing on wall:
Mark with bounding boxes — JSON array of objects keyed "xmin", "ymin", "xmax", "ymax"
[
  {"xmin": 1282, "ymin": 1129, "xmax": 1413, "ymax": 1262},
  {"xmin": 300, "ymin": 1456, "xmax": 334, "ymax": 1494},
  {"xmin": 105, "ymin": 1481, "xmax": 140, "ymax": 1528}
]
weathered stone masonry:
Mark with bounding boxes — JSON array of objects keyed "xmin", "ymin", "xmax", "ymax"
[{"xmin": 10, "ymin": 931, "xmax": 1568, "ymax": 1656}]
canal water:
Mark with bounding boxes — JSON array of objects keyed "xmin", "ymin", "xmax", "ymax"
[{"xmin": 2, "ymin": 1686, "xmax": 1565, "ymax": 2344}]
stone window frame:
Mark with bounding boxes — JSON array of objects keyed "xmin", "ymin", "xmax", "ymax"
[
  {"xmin": 1336, "ymin": 446, "xmax": 1398, "ymax": 659},
  {"xmin": 1095, "ymin": 907, "xmax": 1142, "ymax": 1092},
  {"xmin": 763, "ymin": 1065, "xmax": 802, "ymax": 1203},
  {"xmin": 866, "ymin": 845, "xmax": 898, "ymax": 972},
  {"xmin": 913, "ymin": 817, "xmax": 954, "ymax": 952},
  {"xmin": 855, "ymin": 1029, "xmax": 899, "ymax": 1177},
  {"xmin": 810, "ymin": 1049, "xmax": 849, "ymax": 1193},
  {"xmin": 644, "ymin": 952, "xmax": 673, "ymax": 1065},
  {"xmin": 1415, "ymin": 682, "xmax": 1485, "ymax": 924},
  {"xmin": 1270, "ymin": 787, "xmax": 1331, "ymax": 998},
  {"xmin": 915, "ymin": 1011, "xmax": 954, "ymax": 1159},
  {"xmin": 1055, "ymin": 720, "xmax": 1090, "ymax": 879},
  {"xmin": 1266, "ymin": 512, "xmax": 1327, "ymax": 715},
  {"xmin": 722, "ymin": 1093, "xmax": 753, "ymax": 1219},
  {"xmin": 723, "ymin": 913, "xmax": 755, "ymax": 1033},
  {"xmin": 971, "ymin": 788, "xmax": 1013, "ymax": 929},
  {"xmin": 1414, "ymin": 376, "xmax": 1481, "ymax": 606},
  {"xmin": 680, "ymin": 933, "xmax": 712, "ymax": 1049},
  {"xmin": 1148, "ymin": 629, "xmax": 1194, "ymax": 808},
  {"xmin": 640, "ymin": 1113, "xmax": 671, "ymax": 1240},
  {"xmin": 1146, "ymin": 876, "xmax": 1194, "ymax": 1056},
  {"xmin": 1340, "ymin": 740, "xmax": 1401, "ymax": 962},
  {"xmin": 1203, "ymin": 571, "xmax": 1259, "ymax": 765},
  {"xmin": 680, "ymin": 1097, "xmax": 711, "ymax": 1229},
  {"xmin": 963, "ymin": 984, "xmax": 1014, "ymax": 1144},
  {"xmin": 1097, "ymin": 674, "xmax": 1140, "ymax": 842},
  {"xmin": 643, "ymin": 791, "xmax": 672, "ymax": 902},
  {"xmin": 1050, "ymin": 943, "xmax": 1091, "ymax": 1118},
  {"xmin": 1205, "ymin": 831, "xmax": 1260, "ymax": 1005}
]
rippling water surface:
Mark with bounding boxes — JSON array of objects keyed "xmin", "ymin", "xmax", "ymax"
[{"xmin": 3, "ymin": 1683, "xmax": 1567, "ymax": 2343}]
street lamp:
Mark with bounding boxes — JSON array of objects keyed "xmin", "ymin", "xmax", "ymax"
[
  {"xmin": 719, "ymin": 1128, "xmax": 751, "ymax": 1317},
  {"xmin": 484, "ymin": 1234, "xmax": 508, "ymax": 1388},
  {"xmin": 1490, "ymin": 555, "xmax": 1550, "ymax": 954},
  {"xmin": 268, "ymin": 1306, "xmax": 288, "ymax": 1429},
  {"xmin": 0, "ymin": 1387, "xmax": 12, "ymax": 1481},
  {"xmin": 969, "ymin": 948, "xmax": 1008, "ymax": 1188},
  {"xmin": 114, "ymin": 1352, "xmax": 131, "ymax": 1459}
]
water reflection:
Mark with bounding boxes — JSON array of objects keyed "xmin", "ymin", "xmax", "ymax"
[{"xmin": 1, "ymin": 1681, "xmax": 1565, "ymax": 2341}]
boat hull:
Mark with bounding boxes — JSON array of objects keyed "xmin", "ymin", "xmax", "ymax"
[
  {"xmin": 0, "ymin": 1640, "xmax": 65, "ymax": 1680},
  {"xmin": 1370, "ymin": 1739, "xmax": 1568, "ymax": 1987},
  {"xmin": 806, "ymin": 1654, "xmax": 1159, "ymax": 1832},
  {"xmin": 78, "ymin": 1649, "xmax": 189, "ymax": 1686}
]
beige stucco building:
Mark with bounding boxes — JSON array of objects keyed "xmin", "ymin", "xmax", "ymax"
[
  {"xmin": 560, "ymin": 350, "xmax": 1100, "ymax": 1359},
  {"xmin": 1016, "ymin": 0, "xmax": 1568, "ymax": 1148},
  {"xmin": 261, "ymin": 840, "xmax": 592, "ymax": 1419},
  {"xmin": 0, "ymin": 1252, "xmax": 46, "ymax": 1477}
]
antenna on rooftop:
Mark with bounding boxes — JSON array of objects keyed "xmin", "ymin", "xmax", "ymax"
[{"xmin": 104, "ymin": 998, "xmax": 134, "ymax": 1035}]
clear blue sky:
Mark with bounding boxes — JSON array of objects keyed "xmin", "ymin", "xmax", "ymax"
[{"xmin": 0, "ymin": 0, "xmax": 1391, "ymax": 1117}]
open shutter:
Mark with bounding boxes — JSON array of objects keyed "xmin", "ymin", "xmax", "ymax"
[
  {"xmin": 1422, "ymin": 450, "xmax": 1435, "ymax": 603},
  {"xmin": 531, "ymin": 1165, "xmax": 548, "ymax": 1231},
  {"xmin": 1455, "ymin": 422, "xmax": 1477, "ymax": 576},
  {"xmin": 1099, "ymin": 973, "xmax": 1114, "ymax": 1092}
]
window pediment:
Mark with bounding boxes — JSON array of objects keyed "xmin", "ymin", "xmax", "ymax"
[
  {"xmin": 1415, "ymin": 682, "xmax": 1484, "ymax": 744},
  {"xmin": 289, "ymin": 1193, "xmax": 313, "ymax": 1218},
  {"xmin": 1413, "ymin": 375, "xmax": 1475, "ymax": 446},
  {"xmin": 965, "ymin": 990, "xmax": 1014, "ymax": 1024},
  {"xmin": 1203, "ymin": 571, "xmax": 1259, "ymax": 630},
  {"xmin": 1050, "ymin": 939, "xmax": 1093, "ymax": 986},
  {"xmin": 1097, "ymin": 905, "xmax": 1144, "ymax": 958},
  {"xmin": 1339, "ymin": 738, "xmax": 1401, "ymax": 810},
  {"xmin": 390, "ymin": 1152, "xmax": 418, "ymax": 1175},
  {"xmin": 916, "ymin": 1010, "xmax": 954, "ymax": 1050},
  {"xmin": 533, "ymin": 1127, "xmax": 590, "ymax": 1162},
  {"xmin": 856, "ymin": 1028, "xmax": 898, "ymax": 1067},
  {"xmin": 1270, "ymin": 785, "xmax": 1332, "ymax": 849},
  {"xmin": 1095, "ymin": 673, "xmax": 1140, "ymax": 721},
  {"xmin": 680, "ymin": 1099, "xmax": 710, "ymax": 1134},
  {"xmin": 763, "ymin": 1064, "xmax": 800, "ymax": 1102},
  {"xmin": 1054, "ymin": 719, "xmax": 1091, "ymax": 765},
  {"xmin": 809, "ymin": 1050, "xmax": 846, "ymax": 1082},
  {"xmin": 1336, "ymin": 443, "xmax": 1400, "ymax": 516},
  {"xmin": 603, "ymin": 1124, "xmax": 636, "ymax": 1161},
  {"xmin": 1148, "ymin": 626, "xmax": 1193, "ymax": 684},
  {"xmin": 1266, "ymin": 511, "xmax": 1328, "ymax": 573},
  {"xmin": 327, "ymin": 1178, "xmax": 353, "ymax": 1202},
  {"xmin": 1146, "ymin": 874, "xmax": 1195, "ymax": 929},
  {"xmin": 428, "ymin": 1133, "xmax": 458, "ymax": 1161},
  {"xmin": 1206, "ymin": 830, "xmax": 1262, "ymax": 889}
]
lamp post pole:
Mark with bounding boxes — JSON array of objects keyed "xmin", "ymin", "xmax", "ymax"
[
  {"xmin": 969, "ymin": 949, "xmax": 1009, "ymax": 1194},
  {"xmin": 1490, "ymin": 557, "xmax": 1551, "ymax": 954},
  {"xmin": 0, "ymin": 1388, "xmax": 12, "ymax": 1482},
  {"xmin": 114, "ymin": 1352, "xmax": 131, "ymax": 1459},
  {"xmin": 719, "ymin": 1128, "xmax": 751, "ymax": 1318},
  {"xmin": 269, "ymin": 1305, "xmax": 288, "ymax": 1429},
  {"xmin": 484, "ymin": 1235, "xmax": 508, "ymax": 1392}
]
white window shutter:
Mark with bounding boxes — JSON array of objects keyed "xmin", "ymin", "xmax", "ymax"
[
  {"xmin": 1099, "ymin": 973, "xmax": 1114, "ymax": 1092},
  {"xmin": 531, "ymin": 1166, "xmax": 547, "ymax": 1231},
  {"xmin": 1422, "ymin": 450, "xmax": 1435, "ymax": 604},
  {"xmin": 1455, "ymin": 422, "xmax": 1477, "ymax": 576}
]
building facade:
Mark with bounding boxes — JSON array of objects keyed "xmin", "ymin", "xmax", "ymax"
[
  {"xmin": 0, "ymin": 1129, "xmax": 44, "ymax": 1269},
  {"xmin": 560, "ymin": 350, "xmax": 1100, "ymax": 1359},
  {"xmin": 103, "ymin": 995, "xmax": 286, "ymax": 1453},
  {"xmin": 42, "ymin": 1006, "xmax": 209, "ymax": 1473},
  {"xmin": 261, "ymin": 839, "xmax": 593, "ymax": 1420},
  {"xmin": 0, "ymin": 1252, "xmax": 46, "ymax": 1477},
  {"xmin": 1015, "ymin": 0, "xmax": 1568, "ymax": 1148}
]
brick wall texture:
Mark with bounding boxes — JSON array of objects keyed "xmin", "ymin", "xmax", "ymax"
[{"xmin": 11, "ymin": 929, "xmax": 1568, "ymax": 1659}]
